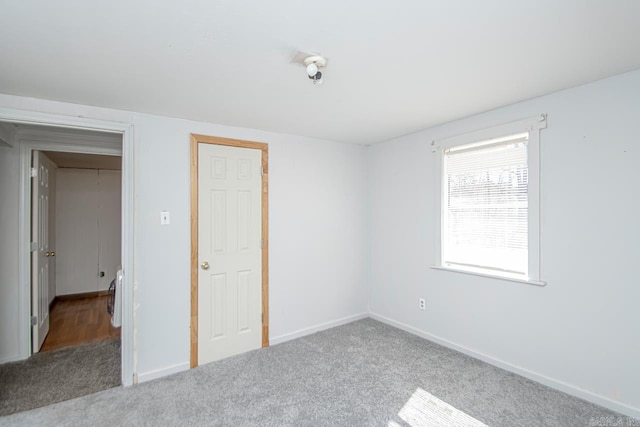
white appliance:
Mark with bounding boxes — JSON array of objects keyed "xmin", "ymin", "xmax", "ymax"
[{"xmin": 111, "ymin": 268, "xmax": 123, "ymax": 327}]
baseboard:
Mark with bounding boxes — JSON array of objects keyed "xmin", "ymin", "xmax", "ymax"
[
  {"xmin": 136, "ymin": 362, "xmax": 190, "ymax": 384},
  {"xmin": 369, "ymin": 312, "xmax": 640, "ymax": 420},
  {"xmin": 134, "ymin": 314, "xmax": 367, "ymax": 383},
  {"xmin": 0, "ymin": 354, "xmax": 25, "ymax": 365},
  {"xmin": 270, "ymin": 312, "xmax": 369, "ymax": 346}
]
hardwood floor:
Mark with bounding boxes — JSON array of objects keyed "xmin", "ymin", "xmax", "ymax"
[{"xmin": 41, "ymin": 295, "xmax": 120, "ymax": 352}]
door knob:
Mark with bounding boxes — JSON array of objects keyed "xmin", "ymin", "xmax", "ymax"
[
  {"xmin": 50, "ymin": 251, "xmax": 55, "ymax": 257},
  {"xmin": 201, "ymin": 261, "xmax": 209, "ymax": 270},
  {"xmin": 45, "ymin": 251, "xmax": 51, "ymax": 257}
]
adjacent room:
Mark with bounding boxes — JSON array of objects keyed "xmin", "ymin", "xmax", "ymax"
[
  {"xmin": 0, "ymin": 126, "xmax": 124, "ymax": 415},
  {"xmin": 0, "ymin": 1, "xmax": 638, "ymax": 425}
]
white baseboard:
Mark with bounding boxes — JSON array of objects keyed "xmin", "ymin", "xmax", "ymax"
[
  {"xmin": 136, "ymin": 362, "xmax": 190, "ymax": 384},
  {"xmin": 0, "ymin": 354, "xmax": 24, "ymax": 365},
  {"xmin": 369, "ymin": 312, "xmax": 640, "ymax": 420},
  {"xmin": 134, "ymin": 313, "xmax": 368, "ymax": 384},
  {"xmin": 270, "ymin": 312, "xmax": 369, "ymax": 346}
]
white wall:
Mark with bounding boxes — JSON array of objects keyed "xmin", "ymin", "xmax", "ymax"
[
  {"xmin": 56, "ymin": 168, "xmax": 122, "ymax": 295},
  {"xmin": 368, "ymin": 69, "xmax": 640, "ymax": 416},
  {"xmin": 0, "ymin": 140, "xmax": 20, "ymax": 362},
  {"xmin": 97, "ymin": 170, "xmax": 122, "ymax": 292},
  {"xmin": 0, "ymin": 122, "xmax": 15, "ymax": 147},
  {"xmin": 56, "ymin": 169, "xmax": 99, "ymax": 295},
  {"xmin": 0, "ymin": 95, "xmax": 369, "ymax": 376}
]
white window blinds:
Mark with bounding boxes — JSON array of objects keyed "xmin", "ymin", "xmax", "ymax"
[{"xmin": 442, "ymin": 133, "xmax": 529, "ymax": 276}]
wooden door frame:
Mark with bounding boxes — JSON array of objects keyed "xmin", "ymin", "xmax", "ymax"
[{"xmin": 190, "ymin": 134, "xmax": 269, "ymax": 368}]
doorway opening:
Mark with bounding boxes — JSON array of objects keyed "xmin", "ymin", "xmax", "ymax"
[
  {"xmin": 0, "ymin": 117, "xmax": 131, "ymax": 411},
  {"xmin": 0, "ymin": 111, "xmax": 134, "ymax": 413},
  {"xmin": 37, "ymin": 150, "xmax": 123, "ymax": 353}
]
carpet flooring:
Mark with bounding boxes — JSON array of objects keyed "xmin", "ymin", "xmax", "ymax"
[
  {"xmin": 0, "ymin": 319, "xmax": 630, "ymax": 426},
  {"xmin": 0, "ymin": 338, "xmax": 121, "ymax": 416}
]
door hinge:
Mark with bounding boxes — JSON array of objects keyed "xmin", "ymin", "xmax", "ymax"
[
  {"xmin": 261, "ymin": 313, "xmax": 264, "ymax": 324},
  {"xmin": 31, "ymin": 315, "xmax": 37, "ymax": 326},
  {"xmin": 260, "ymin": 239, "xmax": 263, "ymax": 249},
  {"xmin": 30, "ymin": 167, "xmax": 37, "ymax": 178},
  {"xmin": 30, "ymin": 241, "xmax": 38, "ymax": 252}
]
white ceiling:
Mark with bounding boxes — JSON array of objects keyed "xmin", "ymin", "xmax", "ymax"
[
  {"xmin": 1, "ymin": 1, "xmax": 639, "ymax": 144},
  {"xmin": 43, "ymin": 151, "xmax": 121, "ymax": 170}
]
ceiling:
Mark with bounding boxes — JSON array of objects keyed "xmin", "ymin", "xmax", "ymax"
[
  {"xmin": 43, "ymin": 151, "xmax": 121, "ymax": 170},
  {"xmin": 1, "ymin": 1, "xmax": 639, "ymax": 144}
]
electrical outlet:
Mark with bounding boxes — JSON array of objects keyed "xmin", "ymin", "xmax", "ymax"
[
  {"xmin": 160, "ymin": 210, "xmax": 170, "ymax": 225},
  {"xmin": 419, "ymin": 298, "xmax": 426, "ymax": 310}
]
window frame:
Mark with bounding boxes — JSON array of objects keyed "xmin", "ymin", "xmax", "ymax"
[{"xmin": 432, "ymin": 114, "xmax": 547, "ymax": 286}]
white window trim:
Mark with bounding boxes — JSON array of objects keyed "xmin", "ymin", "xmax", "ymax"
[{"xmin": 431, "ymin": 114, "xmax": 547, "ymax": 286}]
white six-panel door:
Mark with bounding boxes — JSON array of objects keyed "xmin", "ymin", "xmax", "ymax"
[
  {"xmin": 31, "ymin": 151, "xmax": 50, "ymax": 352},
  {"xmin": 198, "ymin": 143, "xmax": 262, "ymax": 364}
]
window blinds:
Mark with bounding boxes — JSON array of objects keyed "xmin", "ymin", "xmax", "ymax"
[{"xmin": 442, "ymin": 134, "xmax": 529, "ymax": 276}]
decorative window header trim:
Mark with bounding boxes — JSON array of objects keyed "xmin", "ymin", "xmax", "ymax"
[{"xmin": 432, "ymin": 114, "xmax": 547, "ymax": 153}]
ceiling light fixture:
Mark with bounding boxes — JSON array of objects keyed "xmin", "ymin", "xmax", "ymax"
[{"xmin": 303, "ymin": 55, "xmax": 327, "ymax": 86}]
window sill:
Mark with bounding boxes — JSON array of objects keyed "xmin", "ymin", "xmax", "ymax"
[{"xmin": 430, "ymin": 265, "xmax": 547, "ymax": 287}]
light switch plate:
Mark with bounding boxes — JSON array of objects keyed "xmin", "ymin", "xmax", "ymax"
[{"xmin": 160, "ymin": 210, "xmax": 170, "ymax": 225}]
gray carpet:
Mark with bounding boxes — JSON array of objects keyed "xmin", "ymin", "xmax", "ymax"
[
  {"xmin": 0, "ymin": 319, "xmax": 630, "ymax": 426},
  {"xmin": 0, "ymin": 338, "xmax": 121, "ymax": 416}
]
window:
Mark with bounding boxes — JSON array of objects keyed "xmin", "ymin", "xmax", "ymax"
[{"xmin": 433, "ymin": 115, "xmax": 546, "ymax": 285}]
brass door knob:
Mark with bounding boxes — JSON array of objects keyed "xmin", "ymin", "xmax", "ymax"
[
  {"xmin": 201, "ymin": 261, "xmax": 209, "ymax": 270},
  {"xmin": 45, "ymin": 251, "xmax": 51, "ymax": 257},
  {"xmin": 51, "ymin": 251, "xmax": 55, "ymax": 257}
]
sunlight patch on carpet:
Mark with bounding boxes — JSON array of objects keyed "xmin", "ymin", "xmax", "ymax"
[{"xmin": 393, "ymin": 388, "xmax": 488, "ymax": 427}]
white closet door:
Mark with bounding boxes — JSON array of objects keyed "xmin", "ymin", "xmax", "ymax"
[
  {"xmin": 55, "ymin": 169, "xmax": 99, "ymax": 295},
  {"xmin": 198, "ymin": 143, "xmax": 262, "ymax": 364},
  {"xmin": 97, "ymin": 170, "xmax": 121, "ymax": 290}
]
